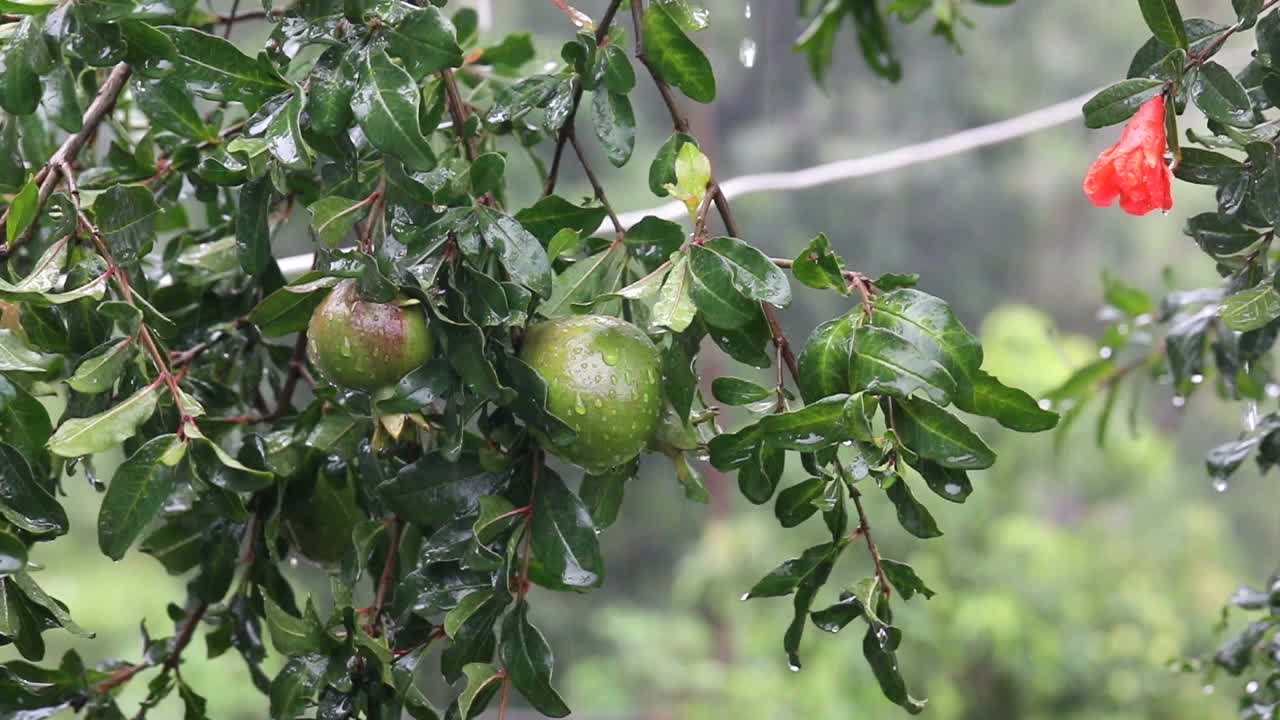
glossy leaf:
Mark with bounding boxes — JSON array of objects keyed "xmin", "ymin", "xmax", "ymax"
[
  {"xmin": 500, "ymin": 601, "xmax": 571, "ymax": 718},
  {"xmin": 642, "ymin": 2, "xmax": 716, "ymax": 103},
  {"xmin": 0, "ymin": 442, "xmax": 66, "ymax": 535},
  {"xmin": 353, "ymin": 48, "xmax": 438, "ymax": 172},
  {"xmin": 385, "ymin": 5, "xmax": 463, "ymax": 77},
  {"xmin": 529, "ymin": 467, "xmax": 603, "ymax": 591},
  {"xmin": 159, "ymin": 27, "xmax": 286, "ymax": 108},
  {"xmin": 893, "ymin": 396, "xmax": 996, "ymax": 470},
  {"xmin": 47, "ymin": 383, "xmax": 160, "ymax": 457},
  {"xmin": 97, "ymin": 434, "xmax": 183, "ymax": 560}
]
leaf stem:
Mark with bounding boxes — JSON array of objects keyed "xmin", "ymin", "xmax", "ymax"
[
  {"xmin": 369, "ymin": 517, "xmax": 403, "ymax": 637},
  {"xmin": 0, "ymin": 62, "xmax": 132, "ymax": 258},
  {"xmin": 567, "ymin": 133, "xmax": 626, "ymax": 240},
  {"xmin": 542, "ymin": 0, "xmax": 626, "ymax": 196}
]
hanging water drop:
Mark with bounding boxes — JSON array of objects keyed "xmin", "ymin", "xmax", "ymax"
[
  {"xmin": 1212, "ymin": 477, "xmax": 1228, "ymax": 493},
  {"xmin": 1038, "ymin": 398, "xmax": 1052, "ymax": 410},
  {"xmin": 740, "ymin": 592, "xmax": 751, "ymax": 601},
  {"xmin": 1171, "ymin": 395, "xmax": 1186, "ymax": 408},
  {"xmin": 1267, "ymin": 383, "xmax": 1280, "ymax": 399},
  {"xmin": 1203, "ymin": 684, "xmax": 1216, "ymax": 695},
  {"xmin": 738, "ymin": 37, "xmax": 757, "ymax": 68},
  {"xmin": 744, "ymin": 2, "xmax": 751, "ymax": 19},
  {"xmin": 1244, "ymin": 401, "xmax": 1260, "ymax": 431},
  {"xmin": 787, "ymin": 660, "xmax": 801, "ymax": 672},
  {"xmin": 1190, "ymin": 373, "xmax": 1204, "ymax": 385},
  {"xmin": 1247, "ymin": 680, "xmax": 1260, "ymax": 695},
  {"xmin": 1098, "ymin": 346, "xmax": 1113, "ymax": 359}
]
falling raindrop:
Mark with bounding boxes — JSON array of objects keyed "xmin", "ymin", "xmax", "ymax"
[
  {"xmin": 1244, "ymin": 401, "xmax": 1260, "ymax": 431},
  {"xmin": 1203, "ymin": 684, "xmax": 1215, "ymax": 695},
  {"xmin": 738, "ymin": 38, "xmax": 757, "ymax": 68},
  {"xmin": 1038, "ymin": 398, "xmax": 1052, "ymax": 410},
  {"xmin": 1212, "ymin": 477, "xmax": 1228, "ymax": 493},
  {"xmin": 1247, "ymin": 680, "xmax": 1260, "ymax": 695},
  {"xmin": 744, "ymin": 2, "xmax": 752, "ymax": 19},
  {"xmin": 289, "ymin": 556, "xmax": 300, "ymax": 568},
  {"xmin": 1172, "ymin": 395, "xmax": 1186, "ymax": 408},
  {"xmin": 1098, "ymin": 346, "xmax": 1113, "ymax": 359},
  {"xmin": 1190, "ymin": 373, "xmax": 1204, "ymax": 385},
  {"xmin": 1267, "ymin": 383, "xmax": 1280, "ymax": 399}
]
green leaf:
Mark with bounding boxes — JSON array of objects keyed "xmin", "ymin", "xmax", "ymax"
[
  {"xmin": 378, "ymin": 452, "xmax": 505, "ymax": 527},
  {"xmin": 893, "ymin": 396, "xmax": 995, "ymax": 470},
  {"xmin": 67, "ymin": 338, "xmax": 132, "ymax": 394},
  {"xmin": 528, "ymin": 467, "xmax": 603, "ymax": 591},
  {"xmin": 120, "ymin": 20, "xmax": 179, "ymax": 79},
  {"xmin": 774, "ymin": 477, "xmax": 824, "ymax": 528},
  {"xmin": 601, "ymin": 44, "xmax": 636, "ymax": 94},
  {"xmin": 385, "ymin": 5, "xmax": 463, "ymax": 77},
  {"xmin": 470, "ymin": 152, "xmax": 506, "ymax": 196},
  {"xmin": 250, "ymin": 284, "xmax": 329, "ymax": 337},
  {"xmin": 236, "ymin": 176, "xmax": 273, "ymax": 275},
  {"xmin": 1138, "ymin": 0, "xmax": 1189, "ymax": 50},
  {"xmin": 624, "ymin": 215, "xmax": 685, "ymax": 256},
  {"xmin": 0, "ymin": 20, "xmax": 40, "ymax": 116},
  {"xmin": 913, "ymin": 459, "xmax": 971, "ymax": 503},
  {"xmin": 308, "ymin": 196, "xmax": 368, "ymax": 249},
  {"xmin": 648, "ymin": 132, "xmax": 699, "ymax": 197},
  {"xmin": 305, "ymin": 47, "xmax": 356, "ymax": 136},
  {"xmin": 159, "ymin": 27, "xmax": 286, "ymax": 108},
  {"xmin": 4, "ymin": 179, "xmax": 37, "ymax": 246},
  {"xmin": 93, "ymin": 184, "xmax": 160, "ymax": 266},
  {"xmin": 651, "ymin": 256, "xmax": 696, "ymax": 332},
  {"xmin": 264, "ymin": 89, "xmax": 312, "ymax": 170},
  {"xmin": 477, "ymin": 207, "xmax": 553, "ymax": 298},
  {"xmin": 591, "ymin": 90, "xmax": 635, "ymax": 167},
  {"xmin": 268, "ymin": 654, "xmax": 327, "ymax": 720},
  {"xmin": 883, "ymin": 473, "xmax": 942, "ymax": 539},
  {"xmin": 791, "ymin": 232, "xmax": 850, "ymax": 294},
  {"xmin": 47, "ymin": 383, "xmax": 160, "ymax": 457},
  {"xmin": 957, "ymin": 370, "xmax": 1058, "ymax": 432},
  {"xmin": 881, "ymin": 558, "xmax": 936, "ymax": 600},
  {"xmin": 759, "ymin": 394, "xmax": 870, "ymax": 450},
  {"xmin": 13, "ymin": 571, "xmax": 90, "ymax": 637},
  {"xmin": 869, "ymin": 288, "xmax": 981, "ymax": 394},
  {"xmin": 1081, "ymin": 78, "xmax": 1165, "ymax": 129},
  {"xmin": 1223, "ymin": 284, "xmax": 1280, "ymax": 331},
  {"xmin": 0, "ymin": 442, "xmax": 66, "ymax": 535},
  {"xmin": 580, "ymin": 463, "xmax": 631, "ymax": 529},
  {"xmin": 1191, "ymin": 61, "xmax": 1254, "ymax": 127},
  {"xmin": 133, "ymin": 77, "xmax": 216, "ymax": 142},
  {"xmin": 711, "ymin": 377, "xmax": 772, "ymax": 405},
  {"xmin": 0, "ymin": 375, "xmax": 51, "ymax": 463},
  {"xmin": 457, "ymin": 663, "xmax": 503, "ymax": 720},
  {"xmin": 97, "ymin": 434, "xmax": 183, "ymax": 560},
  {"xmin": 851, "ymin": 325, "xmax": 956, "ymax": 404},
  {"xmin": 862, "ymin": 624, "xmax": 927, "ymax": 714},
  {"xmin": 745, "ymin": 542, "xmax": 834, "ymax": 599},
  {"xmin": 737, "ymin": 444, "xmax": 784, "ymax": 505},
  {"xmin": 262, "ymin": 594, "xmax": 320, "ymax": 655},
  {"xmin": 642, "ymin": 1, "xmax": 716, "ymax": 103},
  {"xmin": 797, "ymin": 314, "xmax": 855, "ymax": 402},
  {"xmin": 0, "ymin": 329, "xmax": 55, "ymax": 372},
  {"xmin": 354, "ymin": 47, "xmax": 438, "ymax": 171},
  {"xmin": 0, "ymin": 0, "xmax": 56, "ymax": 14},
  {"xmin": 664, "ymin": 142, "xmax": 712, "ymax": 215},
  {"xmin": 0, "ymin": 534, "xmax": 27, "ymax": 577},
  {"xmin": 514, "ymin": 195, "xmax": 607, "ymax": 244},
  {"xmin": 704, "ymin": 236, "xmax": 791, "ymax": 307},
  {"xmin": 540, "ymin": 245, "xmax": 624, "ymax": 318},
  {"xmin": 688, "ymin": 245, "xmax": 754, "ymax": 329},
  {"xmin": 501, "ymin": 601, "xmax": 571, "ymax": 718}
]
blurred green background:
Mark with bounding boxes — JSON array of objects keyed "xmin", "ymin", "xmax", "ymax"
[{"xmin": 14, "ymin": 1, "xmax": 1280, "ymax": 718}]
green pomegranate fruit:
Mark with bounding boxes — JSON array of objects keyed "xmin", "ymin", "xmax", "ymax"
[
  {"xmin": 307, "ymin": 280, "xmax": 433, "ymax": 392},
  {"xmin": 520, "ymin": 315, "xmax": 663, "ymax": 473}
]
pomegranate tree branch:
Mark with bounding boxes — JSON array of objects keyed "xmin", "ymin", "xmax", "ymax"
[
  {"xmin": 567, "ymin": 133, "xmax": 625, "ymax": 239},
  {"xmin": 0, "ymin": 62, "xmax": 132, "ymax": 258},
  {"xmin": 542, "ymin": 0, "xmax": 626, "ymax": 196}
]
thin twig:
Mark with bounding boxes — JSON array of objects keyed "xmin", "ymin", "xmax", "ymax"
[
  {"xmin": 566, "ymin": 133, "xmax": 625, "ymax": 239},
  {"xmin": 440, "ymin": 69, "xmax": 480, "ymax": 163},
  {"xmin": 542, "ymin": 0, "xmax": 626, "ymax": 196},
  {"xmin": 0, "ymin": 63, "xmax": 132, "ymax": 258},
  {"xmin": 222, "ymin": 0, "xmax": 242, "ymax": 38},
  {"xmin": 369, "ymin": 518, "xmax": 403, "ymax": 637}
]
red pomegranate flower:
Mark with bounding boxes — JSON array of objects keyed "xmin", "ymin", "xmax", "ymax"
[{"xmin": 1083, "ymin": 95, "xmax": 1173, "ymax": 216}]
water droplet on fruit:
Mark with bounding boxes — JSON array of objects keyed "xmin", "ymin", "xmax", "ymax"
[
  {"xmin": 574, "ymin": 394, "xmax": 587, "ymax": 415},
  {"xmin": 603, "ymin": 349, "xmax": 619, "ymax": 366}
]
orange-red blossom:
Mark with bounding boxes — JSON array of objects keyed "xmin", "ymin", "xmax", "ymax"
[{"xmin": 1083, "ymin": 94, "xmax": 1174, "ymax": 216}]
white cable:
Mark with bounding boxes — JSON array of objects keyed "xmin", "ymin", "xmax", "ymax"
[{"xmin": 275, "ymin": 90, "xmax": 1096, "ymax": 279}]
